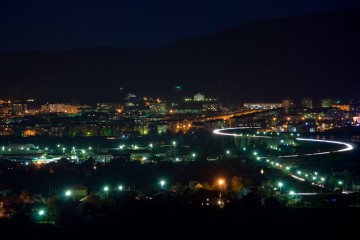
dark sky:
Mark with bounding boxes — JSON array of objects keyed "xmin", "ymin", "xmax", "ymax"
[{"xmin": 1, "ymin": 0, "xmax": 360, "ymax": 52}]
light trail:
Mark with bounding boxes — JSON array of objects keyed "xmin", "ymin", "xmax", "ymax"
[
  {"xmin": 290, "ymin": 174, "xmax": 305, "ymax": 182},
  {"xmin": 213, "ymin": 127, "xmax": 356, "ymax": 194},
  {"xmin": 280, "ymin": 138, "xmax": 354, "ymax": 158},
  {"xmin": 213, "ymin": 127, "xmax": 355, "ymax": 158}
]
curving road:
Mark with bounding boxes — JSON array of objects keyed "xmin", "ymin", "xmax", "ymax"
[{"xmin": 213, "ymin": 127, "xmax": 355, "ymax": 158}]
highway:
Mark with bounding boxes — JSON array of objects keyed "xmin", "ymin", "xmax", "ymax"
[
  {"xmin": 213, "ymin": 127, "xmax": 356, "ymax": 194},
  {"xmin": 213, "ymin": 127, "xmax": 355, "ymax": 158}
]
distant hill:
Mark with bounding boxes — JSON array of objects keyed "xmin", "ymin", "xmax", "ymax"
[{"xmin": 0, "ymin": 9, "xmax": 359, "ymax": 105}]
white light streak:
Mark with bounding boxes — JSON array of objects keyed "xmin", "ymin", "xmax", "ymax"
[{"xmin": 213, "ymin": 128, "xmax": 355, "ymax": 158}]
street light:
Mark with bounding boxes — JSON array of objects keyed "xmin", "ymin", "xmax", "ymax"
[
  {"xmin": 38, "ymin": 209, "xmax": 45, "ymax": 216},
  {"xmin": 104, "ymin": 186, "xmax": 109, "ymax": 196},
  {"xmin": 65, "ymin": 190, "xmax": 72, "ymax": 197},
  {"xmin": 278, "ymin": 182, "xmax": 283, "ymax": 194},
  {"xmin": 160, "ymin": 180, "xmax": 165, "ymax": 189},
  {"xmin": 320, "ymin": 177, "xmax": 325, "ymax": 194},
  {"xmin": 218, "ymin": 178, "xmax": 225, "ymax": 185},
  {"xmin": 217, "ymin": 179, "xmax": 225, "ymax": 208},
  {"xmin": 338, "ymin": 181, "xmax": 343, "ymax": 192},
  {"xmin": 192, "ymin": 153, "xmax": 196, "ymax": 161}
]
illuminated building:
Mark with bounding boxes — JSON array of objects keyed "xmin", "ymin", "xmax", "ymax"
[
  {"xmin": 8, "ymin": 103, "xmax": 27, "ymax": 116},
  {"xmin": 321, "ymin": 98, "xmax": 332, "ymax": 108},
  {"xmin": 194, "ymin": 93, "xmax": 205, "ymax": 101},
  {"xmin": 149, "ymin": 102, "xmax": 167, "ymax": 116},
  {"xmin": 184, "ymin": 93, "xmax": 217, "ymax": 102},
  {"xmin": 96, "ymin": 103, "xmax": 122, "ymax": 112},
  {"xmin": 243, "ymin": 102, "xmax": 282, "ymax": 110},
  {"xmin": 41, "ymin": 103, "xmax": 79, "ymax": 114},
  {"xmin": 134, "ymin": 125, "xmax": 149, "ymax": 135},
  {"xmin": 282, "ymin": 99, "xmax": 294, "ymax": 109},
  {"xmin": 301, "ymin": 97, "xmax": 313, "ymax": 108},
  {"xmin": 332, "ymin": 104, "xmax": 350, "ymax": 111}
]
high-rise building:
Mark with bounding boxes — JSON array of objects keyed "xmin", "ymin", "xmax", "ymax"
[
  {"xmin": 194, "ymin": 93, "xmax": 205, "ymax": 101},
  {"xmin": 244, "ymin": 102, "xmax": 282, "ymax": 110},
  {"xmin": 149, "ymin": 102, "xmax": 167, "ymax": 116},
  {"xmin": 301, "ymin": 98, "xmax": 313, "ymax": 108},
  {"xmin": 282, "ymin": 99, "xmax": 294, "ymax": 109},
  {"xmin": 8, "ymin": 103, "xmax": 27, "ymax": 116},
  {"xmin": 321, "ymin": 98, "xmax": 332, "ymax": 108},
  {"xmin": 41, "ymin": 103, "xmax": 79, "ymax": 114}
]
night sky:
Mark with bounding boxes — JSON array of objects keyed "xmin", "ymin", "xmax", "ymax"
[{"xmin": 1, "ymin": 0, "xmax": 360, "ymax": 52}]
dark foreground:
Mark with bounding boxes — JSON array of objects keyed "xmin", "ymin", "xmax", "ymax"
[{"xmin": 1, "ymin": 206, "xmax": 359, "ymax": 239}]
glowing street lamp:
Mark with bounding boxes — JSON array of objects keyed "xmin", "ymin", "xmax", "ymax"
[
  {"xmin": 160, "ymin": 180, "xmax": 165, "ymax": 189},
  {"xmin": 218, "ymin": 179, "xmax": 225, "ymax": 187},
  {"xmin": 118, "ymin": 185, "xmax": 123, "ymax": 191},
  {"xmin": 320, "ymin": 177, "xmax": 325, "ymax": 194},
  {"xmin": 65, "ymin": 190, "xmax": 72, "ymax": 197},
  {"xmin": 104, "ymin": 186, "xmax": 109, "ymax": 196},
  {"xmin": 217, "ymin": 178, "xmax": 225, "ymax": 208},
  {"xmin": 37, "ymin": 208, "xmax": 46, "ymax": 219},
  {"xmin": 278, "ymin": 182, "xmax": 283, "ymax": 194}
]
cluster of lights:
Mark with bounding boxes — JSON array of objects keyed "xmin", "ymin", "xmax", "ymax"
[{"xmin": 214, "ymin": 127, "xmax": 353, "ymax": 192}]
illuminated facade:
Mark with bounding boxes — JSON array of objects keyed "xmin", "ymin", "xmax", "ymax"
[
  {"xmin": 332, "ymin": 104, "xmax": 350, "ymax": 111},
  {"xmin": 282, "ymin": 99, "xmax": 294, "ymax": 109},
  {"xmin": 194, "ymin": 93, "xmax": 205, "ymax": 101},
  {"xmin": 301, "ymin": 97, "xmax": 313, "ymax": 108},
  {"xmin": 41, "ymin": 103, "xmax": 79, "ymax": 114},
  {"xmin": 244, "ymin": 102, "xmax": 282, "ymax": 110},
  {"xmin": 321, "ymin": 98, "xmax": 332, "ymax": 108},
  {"xmin": 149, "ymin": 102, "xmax": 167, "ymax": 116},
  {"xmin": 8, "ymin": 103, "xmax": 27, "ymax": 116}
]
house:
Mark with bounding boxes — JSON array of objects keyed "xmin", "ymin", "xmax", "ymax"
[{"xmin": 70, "ymin": 184, "xmax": 88, "ymax": 199}]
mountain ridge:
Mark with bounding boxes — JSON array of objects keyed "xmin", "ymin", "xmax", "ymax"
[{"xmin": 0, "ymin": 9, "xmax": 359, "ymax": 105}]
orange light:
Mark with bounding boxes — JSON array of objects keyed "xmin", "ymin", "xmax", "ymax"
[{"xmin": 218, "ymin": 179, "xmax": 225, "ymax": 186}]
